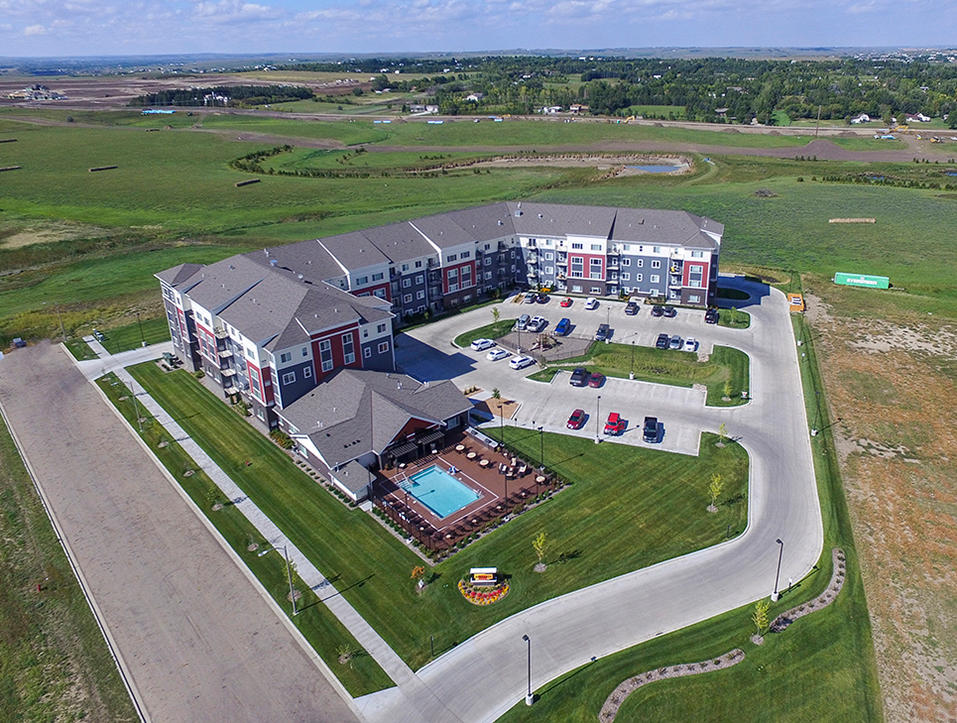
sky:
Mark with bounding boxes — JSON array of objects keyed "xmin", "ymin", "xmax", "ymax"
[{"xmin": 0, "ymin": 0, "xmax": 955, "ymax": 58}]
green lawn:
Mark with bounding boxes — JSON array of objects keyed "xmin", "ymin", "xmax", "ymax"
[
  {"xmin": 96, "ymin": 317, "xmax": 170, "ymax": 354},
  {"xmin": 498, "ymin": 290, "xmax": 881, "ymax": 723},
  {"xmin": 130, "ymin": 362, "xmax": 748, "ymax": 670},
  {"xmin": 717, "ymin": 308, "xmax": 751, "ymax": 329},
  {"xmin": 0, "ymin": 414, "xmax": 137, "ymax": 721},
  {"xmin": 524, "ymin": 341, "xmax": 749, "ymax": 406},
  {"xmin": 452, "ymin": 317, "xmax": 518, "ymax": 347},
  {"xmin": 94, "ymin": 372, "xmax": 393, "ymax": 696}
]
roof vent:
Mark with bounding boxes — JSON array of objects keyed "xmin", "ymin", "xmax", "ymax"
[
  {"xmin": 297, "ymin": 273, "xmax": 304, "ymax": 280},
  {"xmin": 269, "ymin": 259, "xmax": 278, "ymax": 267},
  {"xmin": 497, "ymin": 219, "xmax": 503, "ymax": 225},
  {"xmin": 538, "ymin": 213, "xmax": 543, "ymax": 218},
  {"xmin": 514, "ymin": 209, "xmax": 523, "ymax": 217}
]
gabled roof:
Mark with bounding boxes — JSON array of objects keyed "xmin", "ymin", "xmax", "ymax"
[
  {"xmin": 279, "ymin": 369, "xmax": 471, "ymax": 469},
  {"xmin": 155, "ymin": 263, "xmax": 203, "ymax": 287},
  {"xmin": 443, "ymin": 202, "xmax": 516, "ymax": 241},
  {"xmin": 610, "ymin": 208, "xmax": 722, "ymax": 250},
  {"xmin": 410, "ymin": 212, "xmax": 479, "ymax": 249},
  {"xmin": 318, "ymin": 231, "xmax": 390, "ymax": 271},
  {"xmin": 180, "ymin": 255, "xmax": 268, "ymax": 312},
  {"xmin": 362, "ymin": 221, "xmax": 437, "ymax": 264},
  {"xmin": 507, "ymin": 201, "xmax": 617, "ymax": 238},
  {"xmin": 244, "ymin": 241, "xmax": 344, "ymax": 285}
]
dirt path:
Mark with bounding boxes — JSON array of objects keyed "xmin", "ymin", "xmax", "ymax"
[{"xmin": 0, "ymin": 343, "xmax": 357, "ymax": 723}]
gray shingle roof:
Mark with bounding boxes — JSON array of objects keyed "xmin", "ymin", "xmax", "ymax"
[
  {"xmin": 507, "ymin": 201, "xmax": 618, "ymax": 238},
  {"xmin": 443, "ymin": 202, "xmax": 516, "ymax": 241},
  {"xmin": 155, "ymin": 263, "xmax": 203, "ymax": 287},
  {"xmin": 244, "ymin": 240, "xmax": 345, "ymax": 284},
  {"xmin": 409, "ymin": 212, "xmax": 478, "ymax": 248},
  {"xmin": 279, "ymin": 369, "xmax": 470, "ymax": 469},
  {"xmin": 362, "ymin": 221, "xmax": 437, "ymax": 264},
  {"xmin": 610, "ymin": 208, "xmax": 721, "ymax": 250},
  {"xmin": 318, "ymin": 231, "xmax": 390, "ymax": 271}
]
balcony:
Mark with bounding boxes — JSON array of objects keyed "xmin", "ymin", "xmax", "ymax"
[
  {"xmin": 214, "ymin": 327, "xmax": 228, "ymax": 339},
  {"xmin": 526, "ymin": 255, "xmax": 537, "ymax": 264},
  {"xmin": 670, "ymin": 276, "xmax": 682, "ymax": 287}
]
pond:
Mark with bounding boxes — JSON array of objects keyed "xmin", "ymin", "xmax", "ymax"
[{"xmin": 626, "ymin": 164, "xmax": 681, "ymax": 173}]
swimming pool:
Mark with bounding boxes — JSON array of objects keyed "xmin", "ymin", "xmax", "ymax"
[{"xmin": 406, "ymin": 465, "xmax": 480, "ymax": 518}]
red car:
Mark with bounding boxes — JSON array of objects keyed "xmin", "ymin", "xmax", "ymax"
[
  {"xmin": 604, "ymin": 412, "xmax": 626, "ymax": 435},
  {"xmin": 560, "ymin": 297, "xmax": 573, "ymax": 307},
  {"xmin": 566, "ymin": 408, "xmax": 586, "ymax": 429},
  {"xmin": 588, "ymin": 372, "xmax": 605, "ymax": 388}
]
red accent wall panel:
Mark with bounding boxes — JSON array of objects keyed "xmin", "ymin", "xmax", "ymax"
[
  {"xmin": 442, "ymin": 260, "xmax": 477, "ymax": 294},
  {"xmin": 352, "ymin": 280, "xmax": 391, "ymax": 301}
]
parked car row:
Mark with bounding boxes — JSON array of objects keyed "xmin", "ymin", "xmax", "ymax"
[
  {"xmin": 654, "ymin": 333, "xmax": 697, "ymax": 351},
  {"xmin": 568, "ymin": 367, "xmax": 604, "ymax": 388},
  {"xmin": 516, "ymin": 313, "xmax": 548, "ymax": 332},
  {"xmin": 564, "ymin": 408, "xmax": 660, "ymax": 442}
]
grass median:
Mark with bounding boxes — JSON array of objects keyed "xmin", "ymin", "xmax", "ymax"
[
  {"xmin": 453, "ymin": 317, "xmax": 518, "ymax": 347},
  {"xmin": 95, "ymin": 371, "xmax": 393, "ymax": 696},
  {"xmin": 130, "ymin": 362, "xmax": 748, "ymax": 670},
  {"xmin": 525, "ymin": 341, "xmax": 749, "ymax": 406}
]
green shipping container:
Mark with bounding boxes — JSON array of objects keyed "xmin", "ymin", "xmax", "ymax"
[{"xmin": 833, "ymin": 272, "xmax": 890, "ymax": 290}]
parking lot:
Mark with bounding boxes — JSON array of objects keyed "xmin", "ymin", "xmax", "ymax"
[{"xmin": 396, "ymin": 290, "xmax": 760, "ymax": 457}]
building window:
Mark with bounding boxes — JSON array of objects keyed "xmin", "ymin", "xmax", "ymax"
[
  {"xmin": 653, "ymin": 246, "xmax": 661, "ymax": 254},
  {"xmin": 319, "ymin": 339, "xmax": 333, "ymax": 372},
  {"xmin": 636, "ymin": 273, "xmax": 643, "ymax": 282},
  {"xmin": 378, "ymin": 341, "xmax": 390, "ymax": 354},
  {"xmin": 484, "ymin": 257, "xmax": 492, "ymax": 266},
  {"xmin": 403, "ymin": 293, "xmax": 412, "ymax": 303},
  {"xmin": 303, "ymin": 366, "xmax": 312, "ymax": 379},
  {"xmin": 364, "ymin": 346, "xmax": 372, "ymax": 358},
  {"xmin": 415, "ymin": 260, "xmax": 423, "ymax": 268},
  {"xmin": 402, "ymin": 278, "xmax": 411, "ymax": 288},
  {"xmin": 282, "ymin": 371, "xmax": 296, "ymax": 385},
  {"xmin": 446, "ymin": 253, "xmax": 458, "ymax": 263},
  {"xmin": 689, "ymin": 294, "xmax": 701, "ymax": 304},
  {"xmin": 356, "ymin": 275, "xmax": 369, "ymax": 285},
  {"xmin": 377, "ymin": 323, "xmax": 387, "ymax": 333},
  {"xmin": 621, "ymin": 258, "xmax": 630, "ymax": 266},
  {"xmin": 651, "ymin": 274, "xmax": 660, "ymax": 283},
  {"xmin": 417, "ymin": 290, "xmax": 426, "ymax": 299},
  {"xmin": 460, "ymin": 266, "xmax": 472, "ymax": 287},
  {"xmin": 372, "ymin": 272, "xmax": 384, "ymax": 281},
  {"xmin": 621, "ymin": 272, "xmax": 630, "ymax": 281},
  {"xmin": 590, "ymin": 243, "xmax": 602, "ymax": 251},
  {"xmin": 461, "ymin": 251, "xmax": 470, "ymax": 259},
  {"xmin": 691, "ymin": 250, "xmax": 704, "ymax": 258},
  {"xmin": 302, "ymin": 347, "xmax": 308, "ymax": 357},
  {"xmin": 545, "ymin": 267, "xmax": 554, "ymax": 274},
  {"xmin": 571, "ymin": 242, "xmax": 583, "ymax": 250},
  {"xmin": 651, "ymin": 260, "xmax": 661, "ymax": 269},
  {"xmin": 590, "ymin": 286, "xmax": 602, "ymax": 294},
  {"xmin": 401, "ymin": 263, "xmax": 409, "ymax": 272},
  {"xmin": 637, "ymin": 259, "xmax": 644, "ymax": 268},
  {"xmin": 416, "ymin": 274, "xmax": 424, "ymax": 284},
  {"xmin": 545, "ymin": 252, "xmax": 554, "ymax": 260},
  {"xmin": 342, "ymin": 333, "xmax": 355, "ymax": 365},
  {"xmin": 572, "ymin": 284, "xmax": 583, "ymax": 293},
  {"xmin": 279, "ymin": 352, "xmax": 291, "ymax": 363}
]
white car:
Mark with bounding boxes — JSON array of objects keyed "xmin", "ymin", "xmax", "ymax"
[
  {"xmin": 487, "ymin": 348, "xmax": 510, "ymax": 361},
  {"xmin": 470, "ymin": 338, "xmax": 495, "ymax": 351},
  {"xmin": 528, "ymin": 315, "xmax": 547, "ymax": 332},
  {"xmin": 584, "ymin": 297, "xmax": 599, "ymax": 310},
  {"xmin": 684, "ymin": 337, "xmax": 699, "ymax": 352},
  {"xmin": 509, "ymin": 355, "xmax": 535, "ymax": 370}
]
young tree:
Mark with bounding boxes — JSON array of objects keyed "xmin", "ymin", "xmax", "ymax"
[
  {"xmin": 491, "ymin": 306, "xmax": 501, "ymax": 324},
  {"xmin": 708, "ymin": 473, "xmax": 724, "ymax": 512},
  {"xmin": 411, "ymin": 565, "xmax": 426, "ymax": 590},
  {"xmin": 752, "ymin": 598, "xmax": 770, "ymax": 639},
  {"xmin": 532, "ymin": 531, "xmax": 549, "ymax": 573},
  {"xmin": 723, "ymin": 379, "xmax": 733, "ymax": 399},
  {"xmin": 718, "ymin": 422, "xmax": 728, "ymax": 441}
]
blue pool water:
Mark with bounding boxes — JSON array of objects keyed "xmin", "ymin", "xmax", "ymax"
[
  {"xmin": 407, "ymin": 466, "xmax": 480, "ymax": 518},
  {"xmin": 945, "ymin": 171, "xmax": 957, "ymax": 176},
  {"xmin": 627, "ymin": 164, "xmax": 679, "ymax": 173}
]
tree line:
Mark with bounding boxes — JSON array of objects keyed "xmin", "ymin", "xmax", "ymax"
[{"xmin": 129, "ymin": 84, "xmax": 313, "ymax": 107}]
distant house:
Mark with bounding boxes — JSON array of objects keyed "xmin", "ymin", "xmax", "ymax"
[
  {"xmin": 714, "ymin": 107, "xmax": 729, "ymax": 118},
  {"xmin": 906, "ymin": 113, "xmax": 931, "ymax": 123},
  {"xmin": 7, "ymin": 84, "xmax": 66, "ymax": 101},
  {"xmin": 409, "ymin": 104, "xmax": 439, "ymax": 114},
  {"xmin": 539, "ymin": 106, "xmax": 562, "ymax": 114},
  {"xmin": 465, "ymin": 93, "xmax": 484, "ymax": 103},
  {"xmin": 569, "ymin": 104, "xmax": 589, "ymax": 114},
  {"xmin": 850, "ymin": 113, "xmax": 871, "ymax": 124}
]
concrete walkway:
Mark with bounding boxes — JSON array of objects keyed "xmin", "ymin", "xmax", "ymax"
[{"xmin": 84, "ymin": 352, "xmax": 414, "ymax": 691}]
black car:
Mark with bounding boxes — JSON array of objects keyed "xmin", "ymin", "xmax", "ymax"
[
  {"xmin": 624, "ymin": 301, "xmax": 639, "ymax": 316},
  {"xmin": 536, "ymin": 292, "xmax": 550, "ymax": 304},
  {"xmin": 705, "ymin": 308, "xmax": 719, "ymax": 324},
  {"xmin": 662, "ymin": 306, "xmax": 677, "ymax": 318},
  {"xmin": 655, "ymin": 333, "xmax": 670, "ymax": 349},
  {"xmin": 595, "ymin": 323, "xmax": 611, "ymax": 341},
  {"xmin": 569, "ymin": 367, "xmax": 589, "ymax": 386},
  {"xmin": 643, "ymin": 416, "xmax": 659, "ymax": 443},
  {"xmin": 651, "ymin": 305, "xmax": 664, "ymax": 317}
]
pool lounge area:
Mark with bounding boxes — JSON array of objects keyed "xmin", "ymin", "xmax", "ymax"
[{"xmin": 405, "ymin": 465, "xmax": 481, "ymax": 518}]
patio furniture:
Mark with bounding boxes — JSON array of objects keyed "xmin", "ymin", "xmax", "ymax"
[
  {"xmin": 518, "ymin": 464, "xmax": 528, "ymax": 476},
  {"xmin": 480, "ymin": 459, "xmax": 491, "ymax": 468},
  {"xmin": 455, "ymin": 444, "xmax": 466, "ymax": 452},
  {"xmin": 536, "ymin": 475, "xmax": 546, "ymax": 484},
  {"xmin": 466, "ymin": 451, "xmax": 477, "ymax": 460}
]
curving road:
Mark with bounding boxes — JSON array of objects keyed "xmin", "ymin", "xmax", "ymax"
[{"xmin": 355, "ymin": 275, "xmax": 822, "ymax": 721}]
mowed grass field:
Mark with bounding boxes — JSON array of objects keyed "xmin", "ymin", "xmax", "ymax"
[{"xmin": 130, "ymin": 362, "xmax": 748, "ymax": 670}]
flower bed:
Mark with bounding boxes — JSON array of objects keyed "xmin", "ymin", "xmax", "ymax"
[{"xmin": 458, "ymin": 578, "xmax": 510, "ymax": 606}]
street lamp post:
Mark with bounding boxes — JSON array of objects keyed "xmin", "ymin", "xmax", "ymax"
[
  {"xmin": 537, "ymin": 425, "xmax": 544, "ymax": 470},
  {"xmin": 595, "ymin": 394, "xmax": 601, "ymax": 444},
  {"xmin": 136, "ymin": 311, "xmax": 145, "ymax": 347},
  {"xmin": 630, "ymin": 340, "xmax": 635, "ymax": 379},
  {"xmin": 282, "ymin": 545, "xmax": 298, "ymax": 616},
  {"xmin": 771, "ymin": 538, "xmax": 784, "ymax": 601},
  {"xmin": 522, "ymin": 634, "xmax": 533, "ymax": 706},
  {"xmin": 498, "ymin": 403, "xmax": 505, "ymax": 448}
]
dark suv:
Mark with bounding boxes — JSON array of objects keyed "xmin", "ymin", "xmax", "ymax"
[
  {"xmin": 595, "ymin": 323, "xmax": 611, "ymax": 341},
  {"xmin": 643, "ymin": 416, "xmax": 659, "ymax": 443},
  {"xmin": 624, "ymin": 301, "xmax": 639, "ymax": 315},
  {"xmin": 662, "ymin": 306, "xmax": 677, "ymax": 318},
  {"xmin": 655, "ymin": 333, "xmax": 670, "ymax": 349},
  {"xmin": 651, "ymin": 305, "xmax": 664, "ymax": 317},
  {"xmin": 569, "ymin": 367, "xmax": 589, "ymax": 386},
  {"xmin": 705, "ymin": 308, "xmax": 719, "ymax": 324}
]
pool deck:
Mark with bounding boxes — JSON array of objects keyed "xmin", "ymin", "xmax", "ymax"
[{"xmin": 373, "ymin": 435, "xmax": 552, "ymax": 549}]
